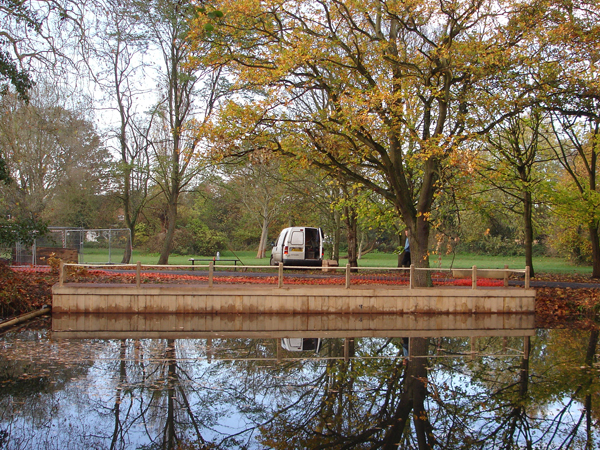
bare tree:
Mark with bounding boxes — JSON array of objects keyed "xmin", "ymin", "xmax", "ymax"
[
  {"xmin": 140, "ymin": 0, "xmax": 222, "ymax": 265},
  {"xmin": 79, "ymin": 0, "xmax": 155, "ymax": 262}
]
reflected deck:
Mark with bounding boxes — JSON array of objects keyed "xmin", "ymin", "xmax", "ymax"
[{"xmin": 52, "ymin": 312, "xmax": 535, "ymax": 339}]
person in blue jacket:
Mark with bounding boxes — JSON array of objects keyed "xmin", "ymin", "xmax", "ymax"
[{"xmin": 401, "ymin": 229, "xmax": 411, "ymax": 267}]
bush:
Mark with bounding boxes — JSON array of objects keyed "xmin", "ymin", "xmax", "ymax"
[
  {"xmin": 458, "ymin": 235, "xmax": 547, "ymax": 257},
  {"xmin": 186, "ymin": 220, "xmax": 227, "ymax": 255},
  {"xmin": 134, "ymin": 223, "xmax": 151, "ymax": 248},
  {"xmin": 143, "ymin": 222, "xmax": 227, "ymax": 256},
  {"xmin": 548, "ymin": 226, "xmax": 592, "ymax": 265}
]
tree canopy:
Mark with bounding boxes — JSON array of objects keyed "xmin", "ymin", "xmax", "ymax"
[{"xmin": 189, "ymin": 0, "xmax": 542, "ymax": 283}]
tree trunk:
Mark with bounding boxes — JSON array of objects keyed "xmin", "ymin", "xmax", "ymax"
[
  {"xmin": 344, "ymin": 205, "xmax": 358, "ymax": 268},
  {"xmin": 357, "ymin": 231, "xmax": 365, "ymax": 259},
  {"xmin": 257, "ymin": 216, "xmax": 269, "ymax": 258},
  {"xmin": 523, "ymin": 191, "xmax": 535, "ymax": 278},
  {"xmin": 121, "ymin": 233, "xmax": 132, "ymax": 264},
  {"xmin": 158, "ymin": 199, "xmax": 177, "ymax": 265},
  {"xmin": 332, "ymin": 209, "xmax": 341, "ymax": 262},
  {"xmin": 411, "ymin": 216, "xmax": 433, "ymax": 287},
  {"xmin": 589, "ymin": 222, "xmax": 600, "ymax": 279}
]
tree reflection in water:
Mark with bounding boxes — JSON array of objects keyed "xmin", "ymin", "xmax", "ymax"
[{"xmin": 0, "ymin": 330, "xmax": 599, "ymax": 449}]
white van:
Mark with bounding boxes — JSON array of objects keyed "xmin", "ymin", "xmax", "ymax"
[
  {"xmin": 270, "ymin": 226, "xmax": 324, "ymax": 266},
  {"xmin": 281, "ymin": 338, "xmax": 322, "ymax": 352}
]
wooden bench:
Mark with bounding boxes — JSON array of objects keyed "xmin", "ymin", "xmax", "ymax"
[{"xmin": 189, "ymin": 258, "xmax": 241, "ymax": 270}]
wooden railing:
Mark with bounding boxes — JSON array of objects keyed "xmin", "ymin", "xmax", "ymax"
[{"xmin": 58, "ymin": 261, "xmax": 531, "ymax": 289}]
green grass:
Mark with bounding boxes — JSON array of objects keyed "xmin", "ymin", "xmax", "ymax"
[
  {"xmin": 354, "ymin": 251, "xmax": 592, "ymax": 274},
  {"xmin": 77, "ymin": 247, "xmax": 592, "ymax": 274},
  {"xmin": 79, "ymin": 248, "xmax": 271, "ymax": 266}
]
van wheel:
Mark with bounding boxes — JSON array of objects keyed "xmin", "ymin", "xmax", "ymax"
[{"xmin": 269, "ymin": 255, "xmax": 274, "ymax": 266}]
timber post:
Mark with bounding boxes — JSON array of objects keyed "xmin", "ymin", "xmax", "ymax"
[
  {"xmin": 136, "ymin": 261, "xmax": 141, "ymax": 288},
  {"xmin": 59, "ymin": 261, "xmax": 65, "ymax": 287},
  {"xmin": 345, "ymin": 264, "xmax": 351, "ymax": 289},
  {"xmin": 278, "ymin": 263, "xmax": 283, "ymax": 288}
]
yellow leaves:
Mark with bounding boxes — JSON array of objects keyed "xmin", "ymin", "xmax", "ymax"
[{"xmin": 186, "ymin": 0, "xmax": 537, "ymax": 219}]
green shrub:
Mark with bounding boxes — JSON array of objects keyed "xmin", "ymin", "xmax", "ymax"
[
  {"xmin": 458, "ymin": 235, "xmax": 546, "ymax": 257},
  {"xmin": 186, "ymin": 220, "xmax": 227, "ymax": 255},
  {"xmin": 143, "ymin": 222, "xmax": 227, "ymax": 256}
]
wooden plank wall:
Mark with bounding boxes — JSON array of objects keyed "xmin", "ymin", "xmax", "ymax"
[{"xmin": 52, "ymin": 284, "xmax": 536, "ymax": 315}]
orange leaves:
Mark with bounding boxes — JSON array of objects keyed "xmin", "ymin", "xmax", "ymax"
[{"xmin": 535, "ymin": 285, "xmax": 600, "ymax": 330}]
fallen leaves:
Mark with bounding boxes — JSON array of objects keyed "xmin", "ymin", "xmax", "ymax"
[
  {"xmin": 535, "ymin": 286, "xmax": 600, "ymax": 330},
  {"xmin": 3, "ymin": 262, "xmax": 600, "ymax": 331}
]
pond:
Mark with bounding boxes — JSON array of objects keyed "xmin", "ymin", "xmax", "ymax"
[{"xmin": 0, "ymin": 313, "xmax": 598, "ymax": 449}]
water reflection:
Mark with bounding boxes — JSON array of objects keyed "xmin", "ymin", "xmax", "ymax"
[{"xmin": 0, "ymin": 315, "xmax": 598, "ymax": 449}]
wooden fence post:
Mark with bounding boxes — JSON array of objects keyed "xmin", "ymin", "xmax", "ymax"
[
  {"xmin": 345, "ymin": 264, "xmax": 351, "ymax": 289},
  {"xmin": 136, "ymin": 261, "xmax": 141, "ymax": 288},
  {"xmin": 59, "ymin": 260, "xmax": 64, "ymax": 287},
  {"xmin": 209, "ymin": 261, "xmax": 214, "ymax": 287},
  {"xmin": 278, "ymin": 263, "xmax": 283, "ymax": 288},
  {"xmin": 472, "ymin": 265, "xmax": 477, "ymax": 289}
]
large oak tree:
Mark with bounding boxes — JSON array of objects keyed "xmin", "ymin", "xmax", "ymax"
[{"xmin": 193, "ymin": 0, "xmax": 530, "ymax": 285}]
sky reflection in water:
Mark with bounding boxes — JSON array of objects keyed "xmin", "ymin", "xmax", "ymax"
[{"xmin": 0, "ymin": 313, "xmax": 598, "ymax": 449}]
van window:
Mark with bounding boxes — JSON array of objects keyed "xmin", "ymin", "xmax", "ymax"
[
  {"xmin": 290, "ymin": 231, "xmax": 304, "ymax": 245},
  {"xmin": 278, "ymin": 230, "xmax": 288, "ymax": 247}
]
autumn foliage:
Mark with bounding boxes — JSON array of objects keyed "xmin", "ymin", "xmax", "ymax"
[{"xmin": 0, "ymin": 262, "xmax": 53, "ymax": 318}]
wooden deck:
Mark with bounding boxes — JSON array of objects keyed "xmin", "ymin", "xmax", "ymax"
[{"xmin": 51, "ymin": 283, "xmax": 536, "ymax": 315}]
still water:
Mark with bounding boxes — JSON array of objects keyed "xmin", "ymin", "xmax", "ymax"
[{"xmin": 0, "ymin": 313, "xmax": 598, "ymax": 449}]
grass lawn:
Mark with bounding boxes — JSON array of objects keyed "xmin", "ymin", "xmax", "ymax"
[
  {"xmin": 354, "ymin": 252, "xmax": 592, "ymax": 275},
  {"xmin": 78, "ymin": 247, "xmax": 592, "ymax": 275}
]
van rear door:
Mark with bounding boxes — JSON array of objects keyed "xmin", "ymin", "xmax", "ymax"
[
  {"xmin": 271, "ymin": 228, "xmax": 289, "ymax": 265},
  {"xmin": 286, "ymin": 228, "xmax": 305, "ymax": 261}
]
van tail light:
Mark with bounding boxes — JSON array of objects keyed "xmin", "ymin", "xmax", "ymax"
[{"xmin": 284, "ymin": 246, "xmax": 289, "ymax": 255}]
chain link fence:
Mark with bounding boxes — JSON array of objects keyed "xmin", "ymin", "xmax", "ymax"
[{"xmin": 9, "ymin": 227, "xmax": 131, "ymax": 265}]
